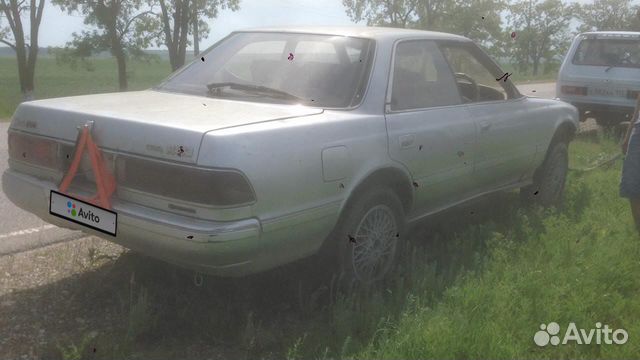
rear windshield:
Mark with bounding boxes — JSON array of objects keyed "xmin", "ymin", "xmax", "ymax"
[
  {"xmin": 157, "ymin": 32, "xmax": 374, "ymax": 108},
  {"xmin": 572, "ymin": 38, "xmax": 640, "ymax": 68}
]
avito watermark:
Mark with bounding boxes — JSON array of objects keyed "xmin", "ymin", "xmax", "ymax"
[{"xmin": 534, "ymin": 322, "xmax": 628, "ymax": 346}]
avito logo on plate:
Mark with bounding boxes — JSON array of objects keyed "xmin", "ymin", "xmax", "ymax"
[
  {"xmin": 67, "ymin": 200, "xmax": 100, "ymax": 223},
  {"xmin": 50, "ymin": 191, "xmax": 117, "ymax": 236},
  {"xmin": 534, "ymin": 322, "xmax": 628, "ymax": 347}
]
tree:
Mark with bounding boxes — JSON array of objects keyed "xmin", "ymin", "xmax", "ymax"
[
  {"xmin": 53, "ymin": 0, "xmax": 158, "ymax": 91},
  {"xmin": 342, "ymin": 0, "xmax": 419, "ymax": 28},
  {"xmin": 414, "ymin": 0, "xmax": 449, "ymax": 29},
  {"xmin": 156, "ymin": 0, "xmax": 239, "ymax": 71},
  {"xmin": 0, "ymin": 0, "xmax": 46, "ymax": 100},
  {"xmin": 342, "ymin": 0, "xmax": 506, "ymax": 55},
  {"xmin": 507, "ymin": 0, "xmax": 576, "ymax": 76},
  {"xmin": 191, "ymin": 0, "xmax": 238, "ymax": 56},
  {"xmin": 436, "ymin": 0, "xmax": 507, "ymax": 57},
  {"xmin": 576, "ymin": 0, "xmax": 640, "ymax": 32}
]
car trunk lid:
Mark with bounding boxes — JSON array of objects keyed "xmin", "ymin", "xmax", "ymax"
[{"xmin": 10, "ymin": 90, "xmax": 323, "ymax": 164}]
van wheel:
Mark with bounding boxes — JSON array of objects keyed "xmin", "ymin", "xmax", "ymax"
[
  {"xmin": 520, "ymin": 141, "xmax": 568, "ymax": 207},
  {"xmin": 329, "ymin": 187, "xmax": 405, "ymax": 285}
]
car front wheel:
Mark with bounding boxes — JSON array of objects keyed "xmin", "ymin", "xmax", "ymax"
[{"xmin": 521, "ymin": 141, "xmax": 569, "ymax": 207}]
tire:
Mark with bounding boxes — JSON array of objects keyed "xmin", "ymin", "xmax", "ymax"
[
  {"xmin": 520, "ymin": 141, "xmax": 569, "ymax": 207},
  {"xmin": 325, "ymin": 187, "xmax": 405, "ymax": 285}
]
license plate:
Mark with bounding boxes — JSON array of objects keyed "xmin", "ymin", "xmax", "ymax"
[
  {"xmin": 589, "ymin": 87, "xmax": 625, "ymax": 97},
  {"xmin": 49, "ymin": 190, "xmax": 117, "ymax": 236}
]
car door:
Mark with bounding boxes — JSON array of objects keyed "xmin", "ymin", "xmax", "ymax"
[
  {"xmin": 439, "ymin": 42, "xmax": 536, "ymax": 191},
  {"xmin": 385, "ymin": 40, "xmax": 477, "ymax": 217}
]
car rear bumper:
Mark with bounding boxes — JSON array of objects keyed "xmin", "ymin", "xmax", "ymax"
[
  {"xmin": 2, "ymin": 169, "xmax": 266, "ymax": 276},
  {"xmin": 558, "ymin": 98, "xmax": 635, "ymax": 118}
]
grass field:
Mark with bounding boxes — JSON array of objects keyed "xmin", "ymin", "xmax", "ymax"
[
  {"xmin": 0, "ymin": 56, "xmax": 556, "ymax": 119},
  {"xmin": 0, "ymin": 57, "xmax": 172, "ymax": 118}
]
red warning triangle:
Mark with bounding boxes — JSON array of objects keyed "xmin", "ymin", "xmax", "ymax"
[{"xmin": 58, "ymin": 124, "xmax": 116, "ymax": 209}]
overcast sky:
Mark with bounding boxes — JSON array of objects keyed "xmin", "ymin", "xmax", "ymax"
[
  {"xmin": 39, "ymin": 0, "xmax": 356, "ymax": 49},
  {"xmin": 29, "ymin": 0, "xmax": 623, "ymax": 49}
]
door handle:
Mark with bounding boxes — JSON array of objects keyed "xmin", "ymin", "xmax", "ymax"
[
  {"xmin": 479, "ymin": 120, "xmax": 492, "ymax": 131},
  {"xmin": 399, "ymin": 134, "xmax": 415, "ymax": 148}
]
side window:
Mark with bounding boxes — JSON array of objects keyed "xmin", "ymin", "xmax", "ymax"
[
  {"xmin": 390, "ymin": 40, "xmax": 461, "ymax": 111},
  {"xmin": 440, "ymin": 44, "xmax": 511, "ymax": 103}
]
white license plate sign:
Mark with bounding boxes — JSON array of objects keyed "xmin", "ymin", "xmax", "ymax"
[
  {"xmin": 589, "ymin": 87, "xmax": 625, "ymax": 97},
  {"xmin": 49, "ymin": 190, "xmax": 117, "ymax": 236}
]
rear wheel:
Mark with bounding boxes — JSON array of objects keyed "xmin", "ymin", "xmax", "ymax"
[
  {"xmin": 520, "ymin": 141, "xmax": 569, "ymax": 207},
  {"xmin": 326, "ymin": 187, "xmax": 405, "ymax": 285}
]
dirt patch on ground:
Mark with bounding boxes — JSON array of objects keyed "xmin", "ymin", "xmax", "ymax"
[
  {"xmin": 0, "ymin": 234, "xmax": 324, "ymax": 360},
  {"xmin": 0, "ymin": 237, "xmax": 126, "ymax": 359}
]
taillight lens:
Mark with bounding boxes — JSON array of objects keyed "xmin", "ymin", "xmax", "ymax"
[
  {"xmin": 628, "ymin": 90, "xmax": 640, "ymax": 99},
  {"xmin": 8, "ymin": 132, "xmax": 59, "ymax": 169},
  {"xmin": 561, "ymin": 85, "xmax": 588, "ymax": 96},
  {"xmin": 116, "ymin": 156, "xmax": 255, "ymax": 206}
]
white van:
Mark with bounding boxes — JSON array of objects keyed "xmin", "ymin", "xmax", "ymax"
[{"xmin": 557, "ymin": 31, "xmax": 640, "ymax": 126}]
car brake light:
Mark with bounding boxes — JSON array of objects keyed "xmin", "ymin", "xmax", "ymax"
[
  {"xmin": 116, "ymin": 156, "xmax": 256, "ymax": 207},
  {"xmin": 8, "ymin": 132, "xmax": 59, "ymax": 169},
  {"xmin": 627, "ymin": 90, "xmax": 640, "ymax": 99},
  {"xmin": 561, "ymin": 86, "xmax": 588, "ymax": 96}
]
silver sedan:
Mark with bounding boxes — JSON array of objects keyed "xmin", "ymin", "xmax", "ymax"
[{"xmin": 3, "ymin": 26, "xmax": 578, "ymax": 282}]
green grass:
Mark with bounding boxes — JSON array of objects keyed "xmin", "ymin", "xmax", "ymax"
[
  {"xmin": 570, "ymin": 135, "xmax": 621, "ymax": 170},
  {"xmin": 0, "ymin": 57, "xmax": 171, "ymax": 119}
]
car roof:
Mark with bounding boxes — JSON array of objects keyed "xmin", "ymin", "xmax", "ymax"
[
  {"xmin": 579, "ymin": 31, "xmax": 640, "ymax": 39},
  {"xmin": 233, "ymin": 25, "xmax": 471, "ymax": 42}
]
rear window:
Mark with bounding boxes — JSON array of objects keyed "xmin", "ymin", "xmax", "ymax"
[
  {"xmin": 572, "ymin": 38, "xmax": 640, "ymax": 68},
  {"xmin": 157, "ymin": 32, "xmax": 375, "ymax": 108}
]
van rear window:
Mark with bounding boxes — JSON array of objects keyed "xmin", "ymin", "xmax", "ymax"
[{"xmin": 572, "ymin": 38, "xmax": 640, "ymax": 68}]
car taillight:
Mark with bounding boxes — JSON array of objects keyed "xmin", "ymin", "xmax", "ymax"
[
  {"xmin": 8, "ymin": 132, "xmax": 59, "ymax": 169},
  {"xmin": 561, "ymin": 85, "xmax": 588, "ymax": 96},
  {"xmin": 628, "ymin": 90, "xmax": 640, "ymax": 99},
  {"xmin": 116, "ymin": 156, "xmax": 256, "ymax": 207}
]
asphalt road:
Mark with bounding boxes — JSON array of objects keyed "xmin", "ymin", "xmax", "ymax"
[{"xmin": 0, "ymin": 82, "xmax": 559, "ymax": 255}]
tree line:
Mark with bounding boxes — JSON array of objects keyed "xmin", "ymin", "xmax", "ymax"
[
  {"xmin": 1, "ymin": 0, "xmax": 639, "ymax": 100},
  {"xmin": 1, "ymin": 0, "xmax": 239, "ymax": 98},
  {"xmin": 344, "ymin": 0, "xmax": 640, "ymax": 76}
]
